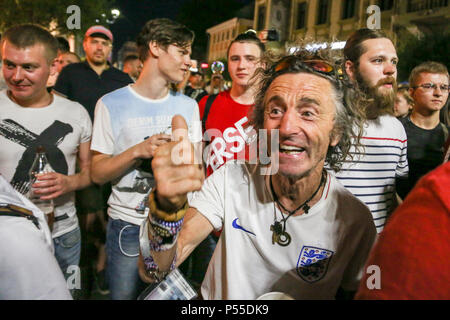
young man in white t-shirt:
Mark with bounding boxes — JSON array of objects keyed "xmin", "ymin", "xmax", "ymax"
[
  {"xmin": 138, "ymin": 50, "xmax": 377, "ymax": 300},
  {"xmin": 0, "ymin": 24, "xmax": 92, "ymax": 294},
  {"xmin": 90, "ymin": 18, "xmax": 201, "ymax": 300}
]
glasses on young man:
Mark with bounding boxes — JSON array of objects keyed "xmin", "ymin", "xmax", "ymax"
[{"xmin": 411, "ymin": 83, "xmax": 450, "ymax": 92}]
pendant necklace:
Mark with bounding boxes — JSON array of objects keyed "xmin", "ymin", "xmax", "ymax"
[{"xmin": 269, "ymin": 171, "xmax": 326, "ymax": 247}]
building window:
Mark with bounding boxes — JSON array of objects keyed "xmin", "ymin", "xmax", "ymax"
[
  {"xmin": 296, "ymin": 2, "xmax": 307, "ymax": 29},
  {"xmin": 232, "ymin": 29, "xmax": 236, "ymax": 38},
  {"xmin": 342, "ymin": 0, "xmax": 356, "ymax": 19},
  {"xmin": 378, "ymin": 0, "xmax": 394, "ymax": 11},
  {"xmin": 407, "ymin": 0, "xmax": 449, "ymax": 12},
  {"xmin": 257, "ymin": 5, "xmax": 266, "ymax": 30},
  {"xmin": 316, "ymin": 0, "xmax": 329, "ymax": 25}
]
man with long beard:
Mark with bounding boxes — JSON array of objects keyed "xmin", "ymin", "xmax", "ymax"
[{"xmin": 334, "ymin": 28, "xmax": 408, "ymax": 233}]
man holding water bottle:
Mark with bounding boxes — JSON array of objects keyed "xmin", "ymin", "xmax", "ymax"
[{"xmin": 0, "ymin": 24, "xmax": 92, "ymax": 293}]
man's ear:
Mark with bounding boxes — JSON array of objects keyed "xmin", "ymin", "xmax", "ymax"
[
  {"xmin": 330, "ymin": 125, "xmax": 342, "ymax": 148},
  {"xmin": 148, "ymin": 41, "xmax": 160, "ymax": 58},
  {"xmin": 344, "ymin": 60, "xmax": 356, "ymax": 82},
  {"xmin": 49, "ymin": 57, "xmax": 58, "ymax": 76}
]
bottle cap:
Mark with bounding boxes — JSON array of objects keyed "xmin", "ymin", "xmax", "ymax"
[{"xmin": 36, "ymin": 145, "xmax": 46, "ymax": 153}]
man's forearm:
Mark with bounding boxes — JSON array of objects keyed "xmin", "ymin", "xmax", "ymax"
[
  {"xmin": 68, "ymin": 168, "xmax": 92, "ymax": 192},
  {"xmin": 91, "ymin": 147, "xmax": 142, "ymax": 185}
]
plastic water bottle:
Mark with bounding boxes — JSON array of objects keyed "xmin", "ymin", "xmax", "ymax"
[{"xmin": 28, "ymin": 145, "xmax": 55, "ymax": 229}]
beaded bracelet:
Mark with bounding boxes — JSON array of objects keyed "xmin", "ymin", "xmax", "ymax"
[
  {"xmin": 143, "ymin": 253, "xmax": 176, "ymax": 283},
  {"xmin": 139, "ymin": 217, "xmax": 177, "ymax": 282},
  {"xmin": 148, "ymin": 215, "xmax": 184, "ymax": 252}
]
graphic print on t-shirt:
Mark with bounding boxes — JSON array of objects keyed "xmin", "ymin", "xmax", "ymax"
[
  {"xmin": 0, "ymin": 119, "xmax": 72, "ymax": 194},
  {"xmin": 296, "ymin": 246, "xmax": 334, "ymax": 283}
]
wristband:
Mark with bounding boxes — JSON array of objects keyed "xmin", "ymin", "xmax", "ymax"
[{"xmin": 148, "ymin": 188, "xmax": 188, "ymax": 222}]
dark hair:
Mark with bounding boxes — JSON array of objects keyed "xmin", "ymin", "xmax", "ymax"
[
  {"xmin": 123, "ymin": 54, "xmax": 140, "ymax": 64},
  {"xmin": 344, "ymin": 28, "xmax": 391, "ymax": 68},
  {"xmin": 136, "ymin": 18, "xmax": 194, "ymax": 62},
  {"xmin": 226, "ymin": 30, "xmax": 265, "ymax": 59},
  {"xmin": 1, "ymin": 24, "xmax": 58, "ymax": 63},
  {"xmin": 56, "ymin": 36, "xmax": 70, "ymax": 53},
  {"xmin": 251, "ymin": 48, "xmax": 369, "ymax": 172}
]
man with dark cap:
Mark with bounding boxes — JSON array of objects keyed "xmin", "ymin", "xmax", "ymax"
[{"xmin": 54, "ymin": 25, "xmax": 133, "ymax": 120}]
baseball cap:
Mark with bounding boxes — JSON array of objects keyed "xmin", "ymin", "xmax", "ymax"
[
  {"xmin": 85, "ymin": 25, "xmax": 113, "ymax": 42},
  {"xmin": 189, "ymin": 66, "xmax": 202, "ymax": 76}
]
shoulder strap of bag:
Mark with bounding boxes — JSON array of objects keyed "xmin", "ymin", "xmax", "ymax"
[{"xmin": 202, "ymin": 94, "xmax": 218, "ymax": 133}]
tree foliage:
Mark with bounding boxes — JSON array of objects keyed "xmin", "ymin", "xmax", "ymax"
[
  {"xmin": 0, "ymin": 0, "xmax": 115, "ymax": 36},
  {"xmin": 396, "ymin": 30, "xmax": 450, "ymax": 82}
]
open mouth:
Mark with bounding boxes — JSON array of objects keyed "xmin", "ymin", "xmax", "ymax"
[{"xmin": 279, "ymin": 144, "xmax": 305, "ymax": 155}]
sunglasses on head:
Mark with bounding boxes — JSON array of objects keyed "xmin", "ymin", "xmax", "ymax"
[{"xmin": 274, "ymin": 57, "xmax": 336, "ymax": 76}]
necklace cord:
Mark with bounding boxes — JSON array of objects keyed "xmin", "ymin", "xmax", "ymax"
[{"xmin": 270, "ymin": 171, "xmax": 326, "ymax": 231}]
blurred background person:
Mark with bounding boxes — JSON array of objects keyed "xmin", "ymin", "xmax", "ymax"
[
  {"xmin": 394, "ymin": 85, "xmax": 414, "ymax": 118},
  {"xmin": 205, "ymin": 73, "xmax": 226, "ymax": 95},
  {"xmin": 122, "ymin": 54, "xmax": 142, "ymax": 82},
  {"xmin": 57, "ymin": 52, "xmax": 81, "ymax": 74},
  {"xmin": 46, "ymin": 36, "xmax": 70, "ymax": 88},
  {"xmin": 184, "ymin": 67, "xmax": 207, "ymax": 102}
]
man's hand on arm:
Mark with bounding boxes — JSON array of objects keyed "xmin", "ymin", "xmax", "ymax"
[{"xmin": 90, "ymin": 133, "xmax": 170, "ymax": 185}]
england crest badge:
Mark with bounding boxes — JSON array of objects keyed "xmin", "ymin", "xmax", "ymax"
[{"xmin": 296, "ymin": 246, "xmax": 334, "ymax": 283}]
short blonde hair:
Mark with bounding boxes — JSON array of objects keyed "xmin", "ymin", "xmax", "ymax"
[{"xmin": 409, "ymin": 61, "xmax": 449, "ymax": 87}]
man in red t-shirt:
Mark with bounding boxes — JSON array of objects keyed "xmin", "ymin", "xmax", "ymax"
[{"xmin": 199, "ymin": 31, "xmax": 265, "ymax": 176}]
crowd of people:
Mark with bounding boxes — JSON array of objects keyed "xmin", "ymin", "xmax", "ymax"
[{"xmin": 0, "ymin": 17, "xmax": 448, "ymax": 300}]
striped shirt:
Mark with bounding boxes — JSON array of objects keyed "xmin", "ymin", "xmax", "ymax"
[{"xmin": 331, "ymin": 115, "xmax": 408, "ymax": 233}]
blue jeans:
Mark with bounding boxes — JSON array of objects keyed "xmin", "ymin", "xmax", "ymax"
[
  {"xmin": 53, "ymin": 226, "xmax": 81, "ymax": 276},
  {"xmin": 53, "ymin": 226, "xmax": 81, "ymax": 296},
  {"xmin": 106, "ymin": 218, "xmax": 146, "ymax": 300}
]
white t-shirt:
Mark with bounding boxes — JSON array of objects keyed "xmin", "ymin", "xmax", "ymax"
[
  {"xmin": 0, "ymin": 175, "xmax": 71, "ymax": 299},
  {"xmin": 91, "ymin": 85, "xmax": 202, "ymax": 226},
  {"xmin": 332, "ymin": 115, "xmax": 408, "ymax": 233},
  {"xmin": 0, "ymin": 91, "xmax": 92, "ymax": 238},
  {"xmin": 189, "ymin": 162, "xmax": 376, "ymax": 300}
]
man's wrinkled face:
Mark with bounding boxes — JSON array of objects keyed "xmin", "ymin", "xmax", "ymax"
[
  {"xmin": 263, "ymin": 73, "xmax": 339, "ymax": 180},
  {"xmin": 83, "ymin": 36, "xmax": 112, "ymax": 66},
  {"xmin": 2, "ymin": 40, "xmax": 55, "ymax": 104}
]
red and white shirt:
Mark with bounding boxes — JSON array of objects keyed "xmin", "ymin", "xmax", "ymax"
[{"xmin": 199, "ymin": 91, "xmax": 256, "ymax": 177}]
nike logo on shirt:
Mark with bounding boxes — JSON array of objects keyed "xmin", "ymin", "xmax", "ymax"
[{"xmin": 232, "ymin": 218, "xmax": 256, "ymax": 236}]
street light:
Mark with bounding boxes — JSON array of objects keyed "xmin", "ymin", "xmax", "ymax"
[{"xmin": 111, "ymin": 9, "xmax": 120, "ymax": 19}]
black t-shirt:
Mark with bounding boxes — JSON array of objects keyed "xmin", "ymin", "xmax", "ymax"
[
  {"xmin": 53, "ymin": 61, "xmax": 133, "ymax": 121},
  {"xmin": 396, "ymin": 116, "xmax": 448, "ymax": 198},
  {"xmin": 184, "ymin": 85, "xmax": 208, "ymax": 103}
]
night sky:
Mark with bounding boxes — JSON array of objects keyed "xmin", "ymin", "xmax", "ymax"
[{"xmin": 109, "ymin": 0, "xmax": 253, "ymax": 60}]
